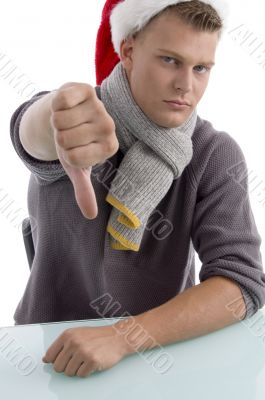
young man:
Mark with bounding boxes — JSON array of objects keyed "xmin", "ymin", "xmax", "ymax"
[{"xmin": 10, "ymin": 0, "xmax": 265, "ymax": 378}]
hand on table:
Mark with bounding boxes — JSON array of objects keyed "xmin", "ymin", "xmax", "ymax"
[{"xmin": 42, "ymin": 324, "xmax": 129, "ymax": 378}]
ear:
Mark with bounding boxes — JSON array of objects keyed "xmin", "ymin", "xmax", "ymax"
[{"xmin": 120, "ymin": 37, "xmax": 135, "ymax": 70}]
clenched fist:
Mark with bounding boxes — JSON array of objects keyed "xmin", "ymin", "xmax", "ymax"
[{"xmin": 50, "ymin": 82, "xmax": 119, "ymax": 219}]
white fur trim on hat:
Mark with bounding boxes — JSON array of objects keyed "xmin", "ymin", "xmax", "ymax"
[{"xmin": 110, "ymin": 0, "xmax": 230, "ymax": 57}]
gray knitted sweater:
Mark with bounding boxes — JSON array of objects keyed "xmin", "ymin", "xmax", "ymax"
[{"xmin": 10, "ymin": 87, "xmax": 265, "ymax": 325}]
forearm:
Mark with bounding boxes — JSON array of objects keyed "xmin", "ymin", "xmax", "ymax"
[
  {"xmin": 114, "ymin": 276, "xmax": 247, "ymax": 355},
  {"xmin": 19, "ymin": 91, "xmax": 58, "ymax": 161}
]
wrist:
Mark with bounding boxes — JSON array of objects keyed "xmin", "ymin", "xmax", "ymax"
[
  {"xmin": 112, "ymin": 315, "xmax": 155, "ymax": 356},
  {"xmin": 112, "ymin": 317, "xmax": 138, "ymax": 356}
]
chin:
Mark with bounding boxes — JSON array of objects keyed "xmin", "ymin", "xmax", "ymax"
[
  {"xmin": 161, "ymin": 117, "xmax": 184, "ymax": 129},
  {"xmin": 148, "ymin": 110, "xmax": 184, "ymax": 128}
]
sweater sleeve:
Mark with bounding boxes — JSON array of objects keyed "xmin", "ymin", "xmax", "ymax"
[
  {"xmin": 10, "ymin": 91, "xmax": 67, "ymax": 185},
  {"xmin": 191, "ymin": 132, "xmax": 265, "ymax": 320}
]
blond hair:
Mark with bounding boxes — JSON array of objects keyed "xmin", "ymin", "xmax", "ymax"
[{"xmin": 133, "ymin": 0, "xmax": 223, "ymax": 41}]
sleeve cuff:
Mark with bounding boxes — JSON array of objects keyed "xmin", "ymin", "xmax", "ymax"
[{"xmin": 238, "ymin": 286, "xmax": 259, "ymax": 320}]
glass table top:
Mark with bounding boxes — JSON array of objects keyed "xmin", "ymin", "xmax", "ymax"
[{"xmin": 1, "ymin": 309, "xmax": 265, "ymax": 399}]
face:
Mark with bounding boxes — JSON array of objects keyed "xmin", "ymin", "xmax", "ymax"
[{"xmin": 120, "ymin": 11, "xmax": 220, "ymax": 128}]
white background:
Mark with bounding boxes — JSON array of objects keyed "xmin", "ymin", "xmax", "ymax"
[{"xmin": 0, "ymin": 0, "xmax": 265, "ymax": 327}]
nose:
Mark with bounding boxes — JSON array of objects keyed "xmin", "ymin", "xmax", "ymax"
[{"xmin": 173, "ymin": 68, "xmax": 193, "ymax": 93}]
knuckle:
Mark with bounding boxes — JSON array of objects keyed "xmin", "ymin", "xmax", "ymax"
[
  {"xmin": 112, "ymin": 137, "xmax": 119, "ymax": 152},
  {"xmin": 98, "ymin": 118, "xmax": 115, "ymax": 139},
  {"xmin": 77, "ymin": 370, "xmax": 86, "ymax": 378},
  {"xmin": 54, "ymin": 364, "xmax": 63, "ymax": 373},
  {"xmin": 57, "ymin": 91, "xmax": 71, "ymax": 108},
  {"xmin": 104, "ymin": 114, "xmax": 115, "ymax": 131},
  {"xmin": 68, "ymin": 338, "xmax": 79, "ymax": 347},
  {"xmin": 66, "ymin": 371, "xmax": 75, "ymax": 377},
  {"xmin": 105, "ymin": 124, "xmax": 115, "ymax": 138},
  {"xmin": 62, "ymin": 328, "xmax": 73, "ymax": 339},
  {"xmin": 59, "ymin": 82, "xmax": 77, "ymax": 90},
  {"xmin": 104, "ymin": 138, "xmax": 119, "ymax": 155},
  {"xmin": 44, "ymin": 350, "xmax": 51, "ymax": 359},
  {"xmin": 84, "ymin": 84, "xmax": 96, "ymax": 103},
  {"xmin": 86, "ymin": 353, "xmax": 98, "ymax": 365},
  {"xmin": 56, "ymin": 130, "xmax": 66, "ymax": 147},
  {"xmin": 50, "ymin": 112, "xmax": 59, "ymax": 128},
  {"xmin": 66, "ymin": 148, "xmax": 79, "ymax": 166},
  {"xmin": 86, "ymin": 83, "xmax": 94, "ymax": 93}
]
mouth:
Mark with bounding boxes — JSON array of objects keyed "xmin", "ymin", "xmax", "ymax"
[
  {"xmin": 164, "ymin": 100, "xmax": 191, "ymax": 106},
  {"xmin": 164, "ymin": 101, "xmax": 190, "ymax": 110}
]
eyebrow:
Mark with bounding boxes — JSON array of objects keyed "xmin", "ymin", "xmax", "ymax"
[{"xmin": 157, "ymin": 48, "xmax": 215, "ymax": 66}]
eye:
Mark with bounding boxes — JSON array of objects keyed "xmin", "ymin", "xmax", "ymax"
[
  {"xmin": 160, "ymin": 56, "xmax": 210, "ymax": 74},
  {"xmin": 194, "ymin": 65, "xmax": 211, "ymax": 74},
  {"xmin": 161, "ymin": 56, "xmax": 177, "ymax": 64}
]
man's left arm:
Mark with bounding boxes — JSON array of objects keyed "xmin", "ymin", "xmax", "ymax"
[
  {"xmin": 114, "ymin": 275, "xmax": 246, "ymax": 354},
  {"xmin": 42, "ymin": 274, "xmax": 248, "ymax": 376},
  {"xmin": 115, "ymin": 132, "xmax": 265, "ymax": 354}
]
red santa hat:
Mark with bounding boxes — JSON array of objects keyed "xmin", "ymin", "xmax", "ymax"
[{"xmin": 95, "ymin": 0, "xmax": 229, "ymax": 86}]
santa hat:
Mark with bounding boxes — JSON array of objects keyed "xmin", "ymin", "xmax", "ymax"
[{"xmin": 95, "ymin": 0, "xmax": 230, "ymax": 86}]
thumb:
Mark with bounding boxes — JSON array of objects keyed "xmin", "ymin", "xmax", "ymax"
[
  {"xmin": 55, "ymin": 142, "xmax": 98, "ymax": 219},
  {"xmin": 67, "ymin": 166, "xmax": 98, "ymax": 219}
]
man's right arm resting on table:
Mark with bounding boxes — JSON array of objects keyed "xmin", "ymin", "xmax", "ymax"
[{"xmin": 19, "ymin": 91, "xmax": 58, "ymax": 161}]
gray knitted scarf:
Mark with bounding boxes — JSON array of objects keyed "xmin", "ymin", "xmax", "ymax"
[{"xmin": 99, "ymin": 61, "xmax": 197, "ymax": 252}]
